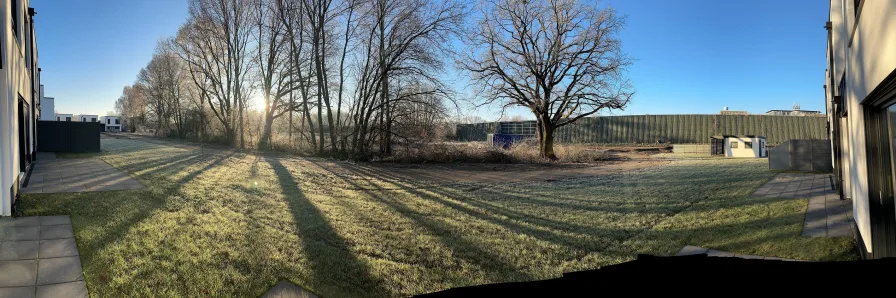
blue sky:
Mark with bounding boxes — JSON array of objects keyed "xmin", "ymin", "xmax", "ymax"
[{"xmin": 34, "ymin": 0, "xmax": 828, "ymax": 119}]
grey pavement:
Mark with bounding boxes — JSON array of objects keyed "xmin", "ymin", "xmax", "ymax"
[
  {"xmin": 751, "ymin": 173, "xmax": 853, "ymax": 238},
  {"xmin": 0, "ymin": 216, "xmax": 87, "ymax": 298},
  {"xmin": 675, "ymin": 245, "xmax": 802, "ymax": 261},
  {"xmin": 22, "ymin": 152, "xmax": 143, "ymax": 194}
]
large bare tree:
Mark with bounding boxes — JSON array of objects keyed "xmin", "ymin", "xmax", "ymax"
[
  {"xmin": 463, "ymin": 0, "xmax": 634, "ymax": 159},
  {"xmin": 176, "ymin": 0, "xmax": 255, "ymax": 147}
]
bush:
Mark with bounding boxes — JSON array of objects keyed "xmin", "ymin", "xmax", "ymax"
[{"xmin": 385, "ymin": 141, "xmax": 615, "ymax": 164}]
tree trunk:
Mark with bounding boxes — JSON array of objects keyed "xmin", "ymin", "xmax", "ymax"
[{"xmin": 539, "ymin": 119, "xmax": 557, "ymax": 160}]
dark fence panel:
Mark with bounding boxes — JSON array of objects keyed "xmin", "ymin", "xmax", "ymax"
[
  {"xmin": 38, "ymin": 121, "xmax": 101, "ymax": 153},
  {"xmin": 768, "ymin": 139, "xmax": 832, "ymax": 172},
  {"xmin": 456, "ymin": 115, "xmax": 828, "ymax": 145}
]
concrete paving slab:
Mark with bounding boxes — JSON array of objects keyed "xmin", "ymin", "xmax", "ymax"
[
  {"xmin": 39, "ymin": 226, "xmax": 74, "ymax": 240},
  {"xmin": 38, "ymin": 216, "xmax": 70, "ymax": 226},
  {"xmin": 0, "ymin": 226, "xmax": 40, "ymax": 241},
  {"xmin": 0, "ymin": 286, "xmax": 35, "ymax": 298},
  {"xmin": 0, "ymin": 260, "xmax": 37, "ymax": 287},
  {"xmin": 0, "ymin": 241, "xmax": 39, "ymax": 261},
  {"xmin": 675, "ymin": 245, "xmax": 709, "ymax": 256},
  {"xmin": 39, "ymin": 239, "xmax": 79, "ymax": 259},
  {"xmin": 36, "ymin": 281, "xmax": 88, "ymax": 298},
  {"xmin": 36, "ymin": 257, "xmax": 83, "ymax": 285},
  {"xmin": 263, "ymin": 280, "xmax": 318, "ymax": 298}
]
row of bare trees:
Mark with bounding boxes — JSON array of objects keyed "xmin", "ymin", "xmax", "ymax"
[{"xmin": 115, "ymin": 0, "xmax": 633, "ymax": 159}]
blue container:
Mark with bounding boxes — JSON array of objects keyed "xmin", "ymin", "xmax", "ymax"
[{"xmin": 490, "ymin": 134, "xmax": 530, "ymax": 149}]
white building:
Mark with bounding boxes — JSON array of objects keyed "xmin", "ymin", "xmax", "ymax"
[
  {"xmin": 1, "ymin": 0, "xmax": 41, "ymax": 216},
  {"xmin": 100, "ymin": 116, "xmax": 121, "ymax": 132},
  {"xmin": 709, "ymin": 135, "xmax": 767, "ymax": 158},
  {"xmin": 76, "ymin": 114, "xmax": 97, "ymax": 123},
  {"xmin": 55, "ymin": 113, "xmax": 72, "ymax": 121},
  {"xmin": 38, "ymin": 84, "xmax": 52, "ymax": 120},
  {"xmin": 825, "ymin": 0, "xmax": 896, "ymax": 258}
]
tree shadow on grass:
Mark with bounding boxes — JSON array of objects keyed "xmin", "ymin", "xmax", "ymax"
[
  {"xmin": 331, "ymin": 162, "xmax": 849, "ymax": 262},
  {"xmin": 265, "ymin": 157, "xmax": 390, "ymax": 298},
  {"xmin": 19, "ymin": 142, "xmax": 245, "ymax": 294}
]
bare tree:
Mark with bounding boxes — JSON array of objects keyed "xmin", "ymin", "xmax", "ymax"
[
  {"xmin": 175, "ymin": 0, "xmax": 255, "ymax": 147},
  {"xmin": 463, "ymin": 0, "xmax": 633, "ymax": 159},
  {"xmin": 137, "ymin": 45, "xmax": 188, "ymax": 137},
  {"xmin": 254, "ymin": 0, "xmax": 294, "ymax": 148},
  {"xmin": 348, "ymin": 0, "xmax": 467, "ymax": 159},
  {"xmin": 114, "ymin": 85, "xmax": 147, "ymax": 133}
]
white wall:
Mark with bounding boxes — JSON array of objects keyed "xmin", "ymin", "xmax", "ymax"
[
  {"xmin": 828, "ymin": 0, "xmax": 896, "ymax": 254},
  {"xmin": 76, "ymin": 115, "xmax": 98, "ymax": 122},
  {"xmin": 39, "ymin": 97, "xmax": 53, "ymax": 120},
  {"xmin": 724, "ymin": 137, "xmax": 764, "ymax": 158},
  {"xmin": 55, "ymin": 113, "xmax": 72, "ymax": 121},
  {"xmin": 1, "ymin": 0, "xmax": 38, "ymax": 216}
]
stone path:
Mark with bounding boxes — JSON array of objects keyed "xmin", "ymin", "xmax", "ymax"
[
  {"xmin": 751, "ymin": 173, "xmax": 853, "ymax": 237},
  {"xmin": 0, "ymin": 216, "xmax": 87, "ymax": 298},
  {"xmin": 22, "ymin": 152, "xmax": 143, "ymax": 194},
  {"xmin": 263, "ymin": 280, "xmax": 318, "ymax": 298},
  {"xmin": 675, "ymin": 245, "xmax": 801, "ymax": 261}
]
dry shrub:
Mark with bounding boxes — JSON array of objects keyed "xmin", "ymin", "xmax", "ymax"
[{"xmin": 387, "ymin": 140, "xmax": 615, "ymax": 164}]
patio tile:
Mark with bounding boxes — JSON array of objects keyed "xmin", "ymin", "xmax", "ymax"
[
  {"xmin": 40, "ymin": 225, "xmax": 74, "ymax": 240},
  {"xmin": 39, "ymin": 216, "xmax": 70, "ymax": 226},
  {"xmin": 263, "ymin": 280, "xmax": 318, "ymax": 298},
  {"xmin": 0, "ymin": 241, "xmax": 39, "ymax": 260},
  {"xmin": 828, "ymin": 222, "xmax": 852, "ymax": 237},
  {"xmin": 734, "ymin": 254, "xmax": 764, "ymax": 259},
  {"xmin": 0, "ymin": 226, "xmax": 40, "ymax": 241},
  {"xmin": 37, "ymin": 281, "xmax": 88, "ymax": 298},
  {"xmin": 706, "ymin": 249, "xmax": 735, "ymax": 257},
  {"xmin": 675, "ymin": 245, "xmax": 708, "ymax": 256},
  {"xmin": 39, "ymin": 239, "xmax": 79, "ymax": 258},
  {"xmin": 0, "ymin": 217, "xmax": 40, "ymax": 227},
  {"xmin": 0, "ymin": 260, "xmax": 37, "ymax": 287},
  {"xmin": 36, "ymin": 257, "xmax": 83, "ymax": 285},
  {"xmin": 0, "ymin": 286, "xmax": 35, "ymax": 298}
]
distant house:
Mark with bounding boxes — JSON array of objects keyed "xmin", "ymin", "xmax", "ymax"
[
  {"xmin": 100, "ymin": 116, "xmax": 122, "ymax": 132},
  {"xmin": 2, "ymin": 0, "xmax": 42, "ymax": 216},
  {"xmin": 55, "ymin": 113, "xmax": 73, "ymax": 121},
  {"xmin": 710, "ymin": 135, "xmax": 767, "ymax": 157},
  {"xmin": 719, "ymin": 107, "xmax": 748, "ymax": 115},
  {"xmin": 766, "ymin": 104, "xmax": 822, "ymax": 116},
  {"xmin": 39, "ymin": 85, "xmax": 54, "ymax": 121},
  {"xmin": 76, "ymin": 114, "xmax": 98, "ymax": 122}
]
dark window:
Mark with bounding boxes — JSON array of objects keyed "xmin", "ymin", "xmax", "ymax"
[
  {"xmin": 91, "ymin": 118, "xmax": 96, "ymax": 122},
  {"xmin": 56, "ymin": 117, "xmax": 59, "ymax": 121},
  {"xmin": 115, "ymin": 119, "xmax": 120, "ymax": 125},
  {"xmin": 839, "ymin": 74, "xmax": 847, "ymax": 117},
  {"xmin": 731, "ymin": 141, "xmax": 739, "ymax": 149},
  {"xmin": 745, "ymin": 142, "xmax": 753, "ymax": 149},
  {"xmin": 11, "ymin": 0, "xmax": 17, "ymax": 39},
  {"xmin": 65, "ymin": 117, "xmax": 71, "ymax": 121},
  {"xmin": 107, "ymin": 119, "xmax": 110, "ymax": 124}
]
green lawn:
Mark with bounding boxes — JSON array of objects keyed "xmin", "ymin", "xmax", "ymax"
[{"xmin": 20, "ymin": 139, "xmax": 856, "ymax": 297}]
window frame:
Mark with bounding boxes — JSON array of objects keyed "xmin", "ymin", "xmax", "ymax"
[
  {"xmin": 745, "ymin": 142, "xmax": 753, "ymax": 149},
  {"xmin": 730, "ymin": 141, "xmax": 739, "ymax": 149}
]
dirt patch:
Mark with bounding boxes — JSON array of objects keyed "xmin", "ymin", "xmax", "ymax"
[{"xmin": 314, "ymin": 158, "xmax": 669, "ymax": 183}]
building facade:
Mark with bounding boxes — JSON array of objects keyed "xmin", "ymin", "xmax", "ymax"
[
  {"xmin": 1, "ymin": 0, "xmax": 40, "ymax": 216},
  {"xmin": 38, "ymin": 84, "xmax": 52, "ymax": 120},
  {"xmin": 825, "ymin": 0, "xmax": 896, "ymax": 258},
  {"xmin": 55, "ymin": 113, "xmax": 71, "ymax": 121},
  {"xmin": 100, "ymin": 116, "xmax": 121, "ymax": 132},
  {"xmin": 76, "ymin": 114, "xmax": 97, "ymax": 122}
]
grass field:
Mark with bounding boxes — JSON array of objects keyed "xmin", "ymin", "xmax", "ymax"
[{"xmin": 19, "ymin": 138, "xmax": 856, "ymax": 297}]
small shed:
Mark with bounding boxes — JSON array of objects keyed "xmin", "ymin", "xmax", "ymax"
[{"xmin": 710, "ymin": 135, "xmax": 767, "ymax": 157}]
